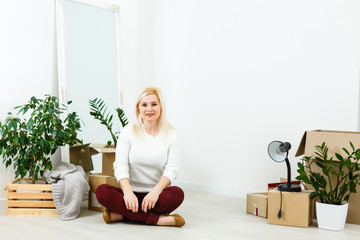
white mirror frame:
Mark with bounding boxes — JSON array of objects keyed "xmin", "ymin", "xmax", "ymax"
[{"xmin": 55, "ymin": 0, "xmax": 122, "ymax": 162}]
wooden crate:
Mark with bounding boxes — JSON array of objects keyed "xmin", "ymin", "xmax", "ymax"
[{"xmin": 6, "ymin": 178, "xmax": 58, "ymax": 216}]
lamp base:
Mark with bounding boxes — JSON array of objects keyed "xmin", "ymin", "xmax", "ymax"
[{"xmin": 277, "ymin": 183, "xmax": 301, "ymax": 192}]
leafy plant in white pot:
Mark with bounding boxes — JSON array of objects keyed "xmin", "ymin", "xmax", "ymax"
[{"xmin": 296, "ymin": 142, "xmax": 360, "ymax": 231}]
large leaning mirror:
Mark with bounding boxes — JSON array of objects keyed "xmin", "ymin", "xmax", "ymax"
[{"xmin": 56, "ymin": 0, "xmax": 122, "ymax": 173}]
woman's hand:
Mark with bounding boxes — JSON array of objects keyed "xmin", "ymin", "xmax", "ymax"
[
  {"xmin": 142, "ymin": 191, "xmax": 160, "ymax": 213},
  {"xmin": 124, "ymin": 192, "xmax": 139, "ymax": 213}
]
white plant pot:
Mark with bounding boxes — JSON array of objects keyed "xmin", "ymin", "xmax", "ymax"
[{"xmin": 316, "ymin": 201, "xmax": 348, "ymax": 231}]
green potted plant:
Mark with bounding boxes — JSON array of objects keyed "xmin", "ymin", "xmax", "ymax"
[
  {"xmin": 296, "ymin": 142, "xmax": 360, "ymax": 230},
  {"xmin": 0, "ymin": 95, "xmax": 82, "ymax": 184},
  {"xmin": 89, "ymin": 98, "xmax": 128, "ymax": 147}
]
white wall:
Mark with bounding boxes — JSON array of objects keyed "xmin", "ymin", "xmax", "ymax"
[
  {"xmin": 148, "ymin": 0, "xmax": 360, "ymax": 196},
  {"xmin": 1, "ymin": 0, "xmax": 360, "ymax": 199},
  {"xmin": 0, "ymin": 0, "xmax": 59, "ymax": 198}
]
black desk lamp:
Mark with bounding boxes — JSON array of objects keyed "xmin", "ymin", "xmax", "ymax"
[{"xmin": 268, "ymin": 141, "xmax": 301, "ymax": 192}]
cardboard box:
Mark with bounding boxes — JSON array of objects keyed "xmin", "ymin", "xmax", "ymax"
[
  {"xmin": 70, "ymin": 143, "xmax": 99, "ymax": 172},
  {"xmin": 296, "ymin": 130, "xmax": 360, "ymax": 160},
  {"xmin": 90, "ymin": 143, "xmax": 116, "ymax": 176},
  {"xmin": 246, "ymin": 192, "xmax": 268, "ymax": 218},
  {"xmin": 268, "ymin": 189, "xmax": 313, "ymax": 228},
  {"xmin": 101, "ymin": 149, "xmax": 116, "ymax": 176},
  {"xmin": 88, "ymin": 174, "xmax": 120, "ymax": 212},
  {"xmin": 295, "ymin": 130, "xmax": 360, "ymax": 225}
]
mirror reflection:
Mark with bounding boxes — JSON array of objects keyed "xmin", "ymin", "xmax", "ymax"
[{"xmin": 63, "ymin": 0, "xmax": 120, "ymax": 172}]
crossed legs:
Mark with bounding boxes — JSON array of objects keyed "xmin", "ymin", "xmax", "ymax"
[{"xmin": 96, "ymin": 184, "xmax": 185, "ymax": 225}]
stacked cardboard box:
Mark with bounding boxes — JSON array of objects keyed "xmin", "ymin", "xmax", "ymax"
[
  {"xmin": 88, "ymin": 174, "xmax": 120, "ymax": 212},
  {"xmin": 89, "ymin": 143, "xmax": 116, "ymax": 176},
  {"xmin": 86, "ymin": 144, "xmax": 117, "ymax": 212},
  {"xmin": 246, "ymin": 180, "xmax": 312, "ymax": 228},
  {"xmin": 267, "ymin": 189, "xmax": 313, "ymax": 227}
]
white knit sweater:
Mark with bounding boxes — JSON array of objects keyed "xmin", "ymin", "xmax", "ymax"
[{"xmin": 113, "ymin": 124, "xmax": 181, "ymax": 192}]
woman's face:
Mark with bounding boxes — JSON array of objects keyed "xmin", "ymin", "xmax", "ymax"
[{"xmin": 138, "ymin": 94, "xmax": 161, "ymax": 124}]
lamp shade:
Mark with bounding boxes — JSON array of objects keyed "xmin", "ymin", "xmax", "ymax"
[
  {"xmin": 267, "ymin": 140, "xmax": 300, "ymax": 193},
  {"xmin": 268, "ymin": 141, "xmax": 291, "ymax": 162}
]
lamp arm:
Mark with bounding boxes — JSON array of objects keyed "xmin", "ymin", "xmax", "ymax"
[{"xmin": 285, "ymin": 157, "xmax": 291, "ymax": 186}]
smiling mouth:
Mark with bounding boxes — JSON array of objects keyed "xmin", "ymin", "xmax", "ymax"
[{"xmin": 146, "ymin": 113, "xmax": 154, "ymax": 117}]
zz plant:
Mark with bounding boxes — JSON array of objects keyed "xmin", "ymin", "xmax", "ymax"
[
  {"xmin": 296, "ymin": 142, "xmax": 360, "ymax": 205},
  {"xmin": 89, "ymin": 98, "xmax": 128, "ymax": 147},
  {"xmin": 0, "ymin": 95, "xmax": 82, "ymax": 183}
]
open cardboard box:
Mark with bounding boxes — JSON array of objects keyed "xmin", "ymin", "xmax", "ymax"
[
  {"xmin": 89, "ymin": 143, "xmax": 116, "ymax": 176},
  {"xmin": 70, "ymin": 143, "xmax": 99, "ymax": 173},
  {"xmin": 295, "ymin": 130, "xmax": 360, "ymax": 225}
]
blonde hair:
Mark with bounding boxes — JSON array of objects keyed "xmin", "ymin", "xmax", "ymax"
[{"xmin": 133, "ymin": 87, "xmax": 173, "ymax": 139}]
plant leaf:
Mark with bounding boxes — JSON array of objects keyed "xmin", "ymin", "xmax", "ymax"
[
  {"xmin": 315, "ymin": 162, "xmax": 326, "ymax": 169},
  {"xmin": 335, "ymin": 153, "xmax": 343, "ymax": 161},
  {"xmin": 350, "ymin": 141, "xmax": 355, "ymax": 151}
]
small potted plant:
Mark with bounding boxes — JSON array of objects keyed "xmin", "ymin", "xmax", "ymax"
[
  {"xmin": 296, "ymin": 142, "xmax": 360, "ymax": 231},
  {"xmin": 0, "ymin": 95, "xmax": 83, "ymax": 184}
]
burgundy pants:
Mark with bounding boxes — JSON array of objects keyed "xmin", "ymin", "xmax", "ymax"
[{"xmin": 96, "ymin": 184, "xmax": 184, "ymax": 225}]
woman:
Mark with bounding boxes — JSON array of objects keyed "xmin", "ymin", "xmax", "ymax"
[{"xmin": 96, "ymin": 87, "xmax": 185, "ymax": 227}]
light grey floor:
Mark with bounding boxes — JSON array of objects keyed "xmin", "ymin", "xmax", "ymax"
[{"xmin": 0, "ymin": 191, "xmax": 359, "ymax": 240}]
